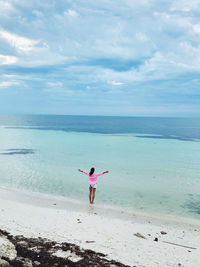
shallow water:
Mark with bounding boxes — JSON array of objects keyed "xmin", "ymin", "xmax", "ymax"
[{"xmin": 0, "ymin": 115, "xmax": 200, "ymax": 219}]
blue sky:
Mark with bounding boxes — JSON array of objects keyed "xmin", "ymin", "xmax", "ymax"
[{"xmin": 0, "ymin": 0, "xmax": 200, "ymax": 116}]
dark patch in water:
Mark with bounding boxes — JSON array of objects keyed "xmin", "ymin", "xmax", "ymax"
[
  {"xmin": 0, "ymin": 149, "xmax": 35, "ymax": 155},
  {"xmin": 4, "ymin": 126, "xmax": 200, "ymax": 142},
  {"xmin": 135, "ymin": 192, "xmax": 144, "ymax": 198},
  {"xmin": 1, "ymin": 115, "xmax": 200, "ymax": 141},
  {"xmin": 135, "ymin": 135, "xmax": 196, "ymax": 142},
  {"xmin": 161, "ymin": 195, "xmax": 169, "ymax": 199},
  {"xmin": 6, "ymin": 127, "xmax": 197, "ymax": 142},
  {"xmin": 183, "ymin": 197, "xmax": 200, "ymax": 215}
]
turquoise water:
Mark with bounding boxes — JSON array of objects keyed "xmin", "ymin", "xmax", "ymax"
[{"xmin": 0, "ymin": 116, "xmax": 200, "ymax": 219}]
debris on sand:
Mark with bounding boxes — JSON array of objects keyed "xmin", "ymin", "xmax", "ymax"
[{"xmin": 0, "ymin": 229, "xmax": 130, "ymax": 267}]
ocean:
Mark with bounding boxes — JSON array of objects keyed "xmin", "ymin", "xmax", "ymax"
[{"xmin": 0, "ymin": 114, "xmax": 200, "ymax": 219}]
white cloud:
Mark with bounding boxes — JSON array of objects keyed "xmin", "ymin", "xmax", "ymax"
[
  {"xmin": 0, "ymin": 0, "xmax": 13, "ymax": 11},
  {"xmin": 0, "ymin": 81, "xmax": 20, "ymax": 87},
  {"xmin": 0, "ymin": 54, "xmax": 18, "ymax": 64},
  {"xmin": 44, "ymin": 86, "xmax": 75, "ymax": 96},
  {"xmin": 0, "ymin": 30, "xmax": 40, "ymax": 53},
  {"xmin": 47, "ymin": 82, "xmax": 63, "ymax": 87},
  {"xmin": 193, "ymin": 24, "xmax": 200, "ymax": 34},
  {"xmin": 109, "ymin": 80, "xmax": 124, "ymax": 86},
  {"xmin": 170, "ymin": 0, "xmax": 200, "ymax": 12},
  {"xmin": 135, "ymin": 33, "xmax": 149, "ymax": 41},
  {"xmin": 64, "ymin": 9, "xmax": 79, "ymax": 17},
  {"xmin": 32, "ymin": 10, "xmax": 44, "ymax": 17},
  {"xmin": 2, "ymin": 74, "xmax": 18, "ymax": 78},
  {"xmin": 97, "ymin": 51, "xmax": 190, "ymax": 85}
]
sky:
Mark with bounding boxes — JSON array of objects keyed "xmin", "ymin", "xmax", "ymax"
[{"xmin": 0, "ymin": 0, "xmax": 200, "ymax": 116}]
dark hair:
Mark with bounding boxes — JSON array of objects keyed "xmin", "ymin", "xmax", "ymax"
[{"xmin": 89, "ymin": 167, "xmax": 95, "ymax": 176}]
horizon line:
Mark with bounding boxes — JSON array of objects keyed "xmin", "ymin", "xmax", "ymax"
[{"xmin": 0, "ymin": 113, "xmax": 200, "ymax": 119}]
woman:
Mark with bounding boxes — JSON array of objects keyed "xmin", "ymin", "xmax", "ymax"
[{"xmin": 78, "ymin": 168, "xmax": 109, "ymax": 204}]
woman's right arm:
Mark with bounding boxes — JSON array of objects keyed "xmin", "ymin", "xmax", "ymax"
[{"xmin": 78, "ymin": 169, "xmax": 88, "ymax": 175}]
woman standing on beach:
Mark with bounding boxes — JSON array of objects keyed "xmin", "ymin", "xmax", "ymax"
[{"xmin": 78, "ymin": 168, "xmax": 109, "ymax": 204}]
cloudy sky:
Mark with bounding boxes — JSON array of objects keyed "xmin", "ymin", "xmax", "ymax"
[{"xmin": 0, "ymin": 0, "xmax": 200, "ymax": 116}]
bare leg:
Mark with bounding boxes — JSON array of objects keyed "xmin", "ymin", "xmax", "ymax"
[
  {"xmin": 91, "ymin": 188, "xmax": 96, "ymax": 204},
  {"xmin": 89, "ymin": 187, "xmax": 92, "ymax": 204}
]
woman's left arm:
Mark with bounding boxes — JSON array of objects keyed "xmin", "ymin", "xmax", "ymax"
[{"xmin": 96, "ymin": 171, "xmax": 109, "ymax": 176}]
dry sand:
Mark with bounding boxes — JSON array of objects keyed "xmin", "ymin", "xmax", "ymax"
[{"xmin": 0, "ymin": 187, "xmax": 199, "ymax": 267}]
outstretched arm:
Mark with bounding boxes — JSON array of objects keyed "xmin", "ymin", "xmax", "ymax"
[
  {"xmin": 96, "ymin": 171, "xmax": 109, "ymax": 176},
  {"xmin": 78, "ymin": 169, "xmax": 88, "ymax": 175}
]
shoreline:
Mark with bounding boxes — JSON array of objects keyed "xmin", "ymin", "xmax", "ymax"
[
  {"xmin": 0, "ymin": 186, "xmax": 199, "ymax": 227},
  {"xmin": 0, "ymin": 186, "xmax": 199, "ymax": 266}
]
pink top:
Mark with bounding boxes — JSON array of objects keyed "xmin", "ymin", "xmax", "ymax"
[{"xmin": 82, "ymin": 171, "xmax": 104, "ymax": 185}]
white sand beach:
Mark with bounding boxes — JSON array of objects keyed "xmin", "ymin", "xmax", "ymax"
[{"xmin": 0, "ymin": 186, "xmax": 199, "ymax": 267}]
